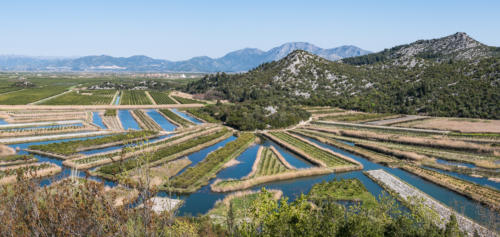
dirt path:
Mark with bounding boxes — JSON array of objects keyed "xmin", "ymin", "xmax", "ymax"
[
  {"xmin": 365, "ymin": 115, "xmax": 428, "ymax": 126},
  {"xmin": 29, "ymin": 89, "xmax": 73, "ymax": 105},
  {"xmin": 144, "ymin": 91, "xmax": 157, "ymax": 105}
]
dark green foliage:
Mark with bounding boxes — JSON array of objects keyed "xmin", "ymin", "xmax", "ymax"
[
  {"xmin": 195, "ymin": 103, "xmax": 310, "ymax": 131},
  {"xmin": 186, "ymin": 52, "xmax": 500, "ymax": 119}
]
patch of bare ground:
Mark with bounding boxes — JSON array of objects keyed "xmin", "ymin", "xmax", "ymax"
[
  {"xmin": 397, "ymin": 117, "xmax": 500, "ymax": 133},
  {"xmin": 0, "ymin": 144, "xmax": 15, "ymax": 156},
  {"xmin": 103, "ymin": 186, "xmax": 139, "ymax": 207}
]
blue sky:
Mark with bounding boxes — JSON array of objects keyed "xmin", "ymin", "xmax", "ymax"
[{"xmin": 1, "ymin": 0, "xmax": 499, "ymax": 60}]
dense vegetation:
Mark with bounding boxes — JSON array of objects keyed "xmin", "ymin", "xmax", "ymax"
[
  {"xmin": 194, "ymin": 102, "xmax": 310, "ymax": 130},
  {"xmin": 0, "ymin": 177, "xmax": 467, "ymax": 236},
  {"xmin": 185, "ymin": 108, "xmax": 219, "ymax": 123},
  {"xmin": 308, "ymin": 179, "xmax": 377, "ymax": 207},
  {"xmin": 186, "ymin": 45, "xmax": 500, "ymax": 119},
  {"xmin": 29, "ymin": 131, "xmax": 156, "ymax": 155}
]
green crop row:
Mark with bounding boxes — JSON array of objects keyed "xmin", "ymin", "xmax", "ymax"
[
  {"xmin": 97, "ymin": 129, "xmax": 230, "ymax": 175},
  {"xmin": 41, "ymin": 90, "xmax": 116, "ymax": 105},
  {"xmin": 132, "ymin": 110, "xmax": 162, "ymax": 130},
  {"xmin": 120, "ymin": 90, "xmax": 152, "ymax": 105},
  {"xmin": 159, "ymin": 109, "xmax": 194, "ymax": 127},
  {"xmin": 270, "ymin": 132, "xmax": 351, "ymax": 167},
  {"xmin": 169, "ymin": 133, "xmax": 255, "ymax": 191},
  {"xmin": 29, "ymin": 130, "xmax": 157, "ymax": 155},
  {"xmin": 185, "ymin": 108, "xmax": 219, "ymax": 123},
  {"xmin": 104, "ymin": 109, "xmax": 117, "ymax": 116},
  {"xmin": 149, "ymin": 91, "xmax": 177, "ymax": 104},
  {"xmin": 255, "ymin": 147, "xmax": 287, "ymax": 177},
  {"xmin": 0, "ymin": 86, "xmax": 69, "ymax": 105}
]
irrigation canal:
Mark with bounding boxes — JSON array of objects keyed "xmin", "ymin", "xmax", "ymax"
[{"xmin": 6, "ymin": 125, "xmax": 499, "ymax": 231}]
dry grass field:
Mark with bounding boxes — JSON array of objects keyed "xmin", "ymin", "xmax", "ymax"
[{"xmin": 397, "ymin": 117, "xmax": 500, "ymax": 133}]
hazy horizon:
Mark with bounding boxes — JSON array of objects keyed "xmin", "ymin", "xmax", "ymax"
[{"xmin": 1, "ymin": 0, "xmax": 499, "ymax": 60}]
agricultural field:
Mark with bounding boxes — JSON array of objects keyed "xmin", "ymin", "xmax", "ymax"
[
  {"xmin": 206, "ymin": 189, "xmax": 282, "ymax": 225},
  {"xmin": 0, "ymin": 162, "xmax": 61, "ymax": 185},
  {"xmin": 131, "ymin": 110, "xmax": 162, "ymax": 131},
  {"xmin": 0, "ymin": 86, "xmax": 69, "ymax": 105},
  {"xmin": 307, "ymin": 179, "xmax": 377, "ymax": 207},
  {"xmin": 28, "ymin": 130, "xmax": 156, "ymax": 156},
  {"xmin": 0, "ymin": 154, "xmax": 37, "ymax": 166},
  {"xmin": 253, "ymin": 147, "xmax": 289, "ymax": 177},
  {"xmin": 168, "ymin": 133, "xmax": 255, "ymax": 193},
  {"xmin": 95, "ymin": 129, "xmax": 231, "ymax": 178},
  {"xmin": 318, "ymin": 112, "xmax": 398, "ymax": 123},
  {"xmin": 41, "ymin": 90, "xmax": 116, "ymax": 105},
  {"xmin": 396, "ymin": 117, "xmax": 500, "ymax": 133},
  {"xmin": 269, "ymin": 131, "xmax": 354, "ymax": 167},
  {"xmin": 159, "ymin": 109, "xmax": 194, "ymax": 127},
  {"xmin": 120, "ymin": 90, "xmax": 152, "ymax": 105},
  {"xmin": 127, "ymin": 157, "xmax": 192, "ymax": 188},
  {"xmin": 148, "ymin": 91, "xmax": 177, "ymax": 104},
  {"xmin": 184, "ymin": 108, "xmax": 219, "ymax": 123},
  {"xmin": 171, "ymin": 95, "xmax": 205, "ymax": 104}
]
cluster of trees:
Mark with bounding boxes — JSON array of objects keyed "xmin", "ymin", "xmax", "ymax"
[
  {"xmin": 186, "ymin": 52, "xmax": 499, "ymax": 119},
  {"xmin": 196, "ymin": 102, "xmax": 310, "ymax": 131},
  {"xmin": 0, "ymin": 178, "xmax": 467, "ymax": 236}
]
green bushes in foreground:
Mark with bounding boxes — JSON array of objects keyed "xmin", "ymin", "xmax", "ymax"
[
  {"xmin": 0, "ymin": 178, "xmax": 467, "ymax": 236},
  {"xmin": 29, "ymin": 130, "xmax": 157, "ymax": 155},
  {"xmin": 169, "ymin": 133, "xmax": 255, "ymax": 191},
  {"xmin": 97, "ymin": 129, "xmax": 230, "ymax": 176}
]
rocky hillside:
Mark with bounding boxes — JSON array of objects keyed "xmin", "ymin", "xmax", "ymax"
[{"xmin": 187, "ymin": 33, "xmax": 500, "ymax": 119}]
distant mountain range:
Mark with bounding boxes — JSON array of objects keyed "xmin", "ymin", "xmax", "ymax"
[
  {"xmin": 187, "ymin": 32, "xmax": 500, "ymax": 119},
  {"xmin": 0, "ymin": 43, "xmax": 370, "ymax": 72}
]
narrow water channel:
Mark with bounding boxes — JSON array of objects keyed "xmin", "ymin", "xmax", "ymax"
[
  {"xmin": 118, "ymin": 110, "xmax": 141, "ymax": 130},
  {"xmin": 146, "ymin": 109, "xmax": 177, "ymax": 131},
  {"xmin": 170, "ymin": 109, "xmax": 202, "ymax": 124},
  {"xmin": 92, "ymin": 112, "xmax": 106, "ymax": 129}
]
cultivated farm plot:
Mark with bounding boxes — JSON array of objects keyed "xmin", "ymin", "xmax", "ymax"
[
  {"xmin": 132, "ymin": 110, "xmax": 162, "ymax": 131},
  {"xmin": 397, "ymin": 117, "xmax": 500, "ymax": 133},
  {"xmin": 148, "ymin": 91, "xmax": 177, "ymax": 104},
  {"xmin": 41, "ymin": 90, "xmax": 116, "ymax": 105},
  {"xmin": 254, "ymin": 147, "xmax": 289, "ymax": 177},
  {"xmin": 120, "ymin": 90, "xmax": 152, "ymax": 105},
  {"xmin": 269, "ymin": 132, "xmax": 353, "ymax": 167},
  {"xmin": 0, "ymin": 86, "xmax": 69, "ymax": 105}
]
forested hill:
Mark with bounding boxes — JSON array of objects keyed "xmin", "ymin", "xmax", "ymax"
[{"xmin": 186, "ymin": 33, "xmax": 500, "ymax": 119}]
